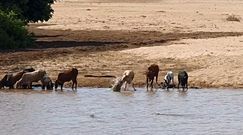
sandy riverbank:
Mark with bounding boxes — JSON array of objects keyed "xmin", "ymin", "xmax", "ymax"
[{"xmin": 1, "ymin": 0, "xmax": 243, "ymax": 88}]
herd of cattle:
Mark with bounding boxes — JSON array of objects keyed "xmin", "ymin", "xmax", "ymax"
[
  {"xmin": 112, "ymin": 64, "xmax": 189, "ymax": 92},
  {"xmin": 0, "ymin": 67, "xmax": 78, "ymax": 91},
  {"xmin": 0, "ymin": 64, "xmax": 188, "ymax": 92}
]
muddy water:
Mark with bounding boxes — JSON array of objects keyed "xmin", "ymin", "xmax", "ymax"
[{"xmin": 0, "ymin": 88, "xmax": 243, "ymax": 135}]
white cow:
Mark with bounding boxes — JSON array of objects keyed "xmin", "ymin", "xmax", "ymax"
[
  {"xmin": 164, "ymin": 71, "xmax": 175, "ymax": 90},
  {"xmin": 121, "ymin": 70, "xmax": 136, "ymax": 91},
  {"xmin": 112, "ymin": 70, "xmax": 136, "ymax": 92},
  {"xmin": 16, "ymin": 70, "xmax": 46, "ymax": 89}
]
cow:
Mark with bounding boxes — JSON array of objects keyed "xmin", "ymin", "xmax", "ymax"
[
  {"xmin": 16, "ymin": 70, "xmax": 46, "ymax": 89},
  {"xmin": 55, "ymin": 68, "xmax": 78, "ymax": 91},
  {"xmin": 163, "ymin": 71, "xmax": 175, "ymax": 90},
  {"xmin": 112, "ymin": 70, "xmax": 136, "ymax": 92},
  {"xmin": 178, "ymin": 70, "xmax": 188, "ymax": 91},
  {"xmin": 146, "ymin": 64, "xmax": 159, "ymax": 91},
  {"xmin": 0, "ymin": 67, "xmax": 35, "ymax": 89}
]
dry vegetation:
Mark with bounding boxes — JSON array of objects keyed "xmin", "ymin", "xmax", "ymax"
[{"xmin": 226, "ymin": 14, "xmax": 241, "ymax": 22}]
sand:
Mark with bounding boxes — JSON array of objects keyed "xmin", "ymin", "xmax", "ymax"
[{"xmin": 1, "ymin": 0, "xmax": 243, "ymax": 88}]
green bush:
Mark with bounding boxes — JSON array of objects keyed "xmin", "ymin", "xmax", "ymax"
[
  {"xmin": 0, "ymin": 0, "xmax": 55, "ymax": 23},
  {"xmin": 0, "ymin": 0, "xmax": 55, "ymax": 50},
  {"xmin": 0, "ymin": 10, "xmax": 34, "ymax": 50}
]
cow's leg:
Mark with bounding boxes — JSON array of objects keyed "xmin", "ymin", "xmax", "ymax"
[
  {"xmin": 164, "ymin": 79, "xmax": 169, "ymax": 91},
  {"xmin": 16, "ymin": 82, "xmax": 19, "ymax": 89},
  {"xmin": 124, "ymin": 82, "xmax": 128, "ymax": 91},
  {"xmin": 132, "ymin": 83, "xmax": 136, "ymax": 91},
  {"xmin": 72, "ymin": 79, "xmax": 77, "ymax": 91},
  {"xmin": 55, "ymin": 81, "xmax": 59, "ymax": 91},
  {"xmin": 10, "ymin": 85, "xmax": 14, "ymax": 89},
  {"xmin": 26, "ymin": 82, "xmax": 29, "ymax": 89},
  {"xmin": 60, "ymin": 83, "xmax": 63, "ymax": 91},
  {"xmin": 181, "ymin": 82, "xmax": 185, "ymax": 92},
  {"xmin": 185, "ymin": 82, "xmax": 188, "ymax": 91},
  {"xmin": 0, "ymin": 81, "xmax": 3, "ymax": 89},
  {"xmin": 47, "ymin": 82, "xmax": 53, "ymax": 90},
  {"xmin": 186, "ymin": 81, "xmax": 188, "ymax": 89},
  {"xmin": 42, "ymin": 85, "xmax": 45, "ymax": 90},
  {"xmin": 150, "ymin": 79, "xmax": 154, "ymax": 91},
  {"xmin": 155, "ymin": 74, "xmax": 158, "ymax": 85},
  {"xmin": 146, "ymin": 77, "xmax": 149, "ymax": 91},
  {"xmin": 72, "ymin": 81, "xmax": 74, "ymax": 90},
  {"xmin": 75, "ymin": 80, "xmax": 77, "ymax": 90},
  {"xmin": 178, "ymin": 80, "xmax": 180, "ymax": 90},
  {"xmin": 30, "ymin": 82, "xmax": 32, "ymax": 89}
]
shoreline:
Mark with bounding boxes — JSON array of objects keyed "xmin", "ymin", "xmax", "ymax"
[{"xmin": 1, "ymin": 0, "xmax": 243, "ymax": 89}]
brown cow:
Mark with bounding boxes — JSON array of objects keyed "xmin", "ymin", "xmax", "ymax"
[
  {"xmin": 0, "ymin": 67, "xmax": 35, "ymax": 89},
  {"xmin": 146, "ymin": 64, "xmax": 159, "ymax": 91},
  {"xmin": 55, "ymin": 68, "xmax": 78, "ymax": 91}
]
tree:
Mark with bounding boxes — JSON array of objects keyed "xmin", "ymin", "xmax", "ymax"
[
  {"xmin": 0, "ymin": 0, "xmax": 55, "ymax": 22},
  {"xmin": 0, "ymin": 10, "xmax": 33, "ymax": 49},
  {"xmin": 0, "ymin": 0, "xmax": 55, "ymax": 49}
]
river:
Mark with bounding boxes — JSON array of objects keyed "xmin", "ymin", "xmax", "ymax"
[{"xmin": 0, "ymin": 88, "xmax": 243, "ymax": 135}]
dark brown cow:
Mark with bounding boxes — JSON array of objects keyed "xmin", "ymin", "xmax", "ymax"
[
  {"xmin": 178, "ymin": 70, "xmax": 188, "ymax": 92},
  {"xmin": 146, "ymin": 64, "xmax": 159, "ymax": 91},
  {"xmin": 55, "ymin": 68, "xmax": 78, "ymax": 91},
  {"xmin": 0, "ymin": 67, "xmax": 35, "ymax": 89}
]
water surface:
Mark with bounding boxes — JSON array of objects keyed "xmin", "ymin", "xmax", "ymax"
[{"xmin": 0, "ymin": 88, "xmax": 243, "ymax": 135}]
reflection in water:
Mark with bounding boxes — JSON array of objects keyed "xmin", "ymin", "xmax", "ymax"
[
  {"xmin": 0, "ymin": 88, "xmax": 243, "ymax": 135},
  {"xmin": 178, "ymin": 90, "xmax": 188, "ymax": 97}
]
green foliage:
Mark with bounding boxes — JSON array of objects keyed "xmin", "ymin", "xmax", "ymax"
[
  {"xmin": 0, "ymin": 0, "xmax": 55, "ymax": 50},
  {"xmin": 0, "ymin": 10, "xmax": 34, "ymax": 50},
  {"xmin": 0, "ymin": 0, "xmax": 55, "ymax": 22}
]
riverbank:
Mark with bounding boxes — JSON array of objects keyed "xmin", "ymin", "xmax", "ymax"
[{"xmin": 1, "ymin": 0, "xmax": 243, "ymax": 88}]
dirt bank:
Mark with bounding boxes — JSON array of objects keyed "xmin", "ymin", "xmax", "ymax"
[{"xmin": 1, "ymin": 0, "xmax": 243, "ymax": 89}]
